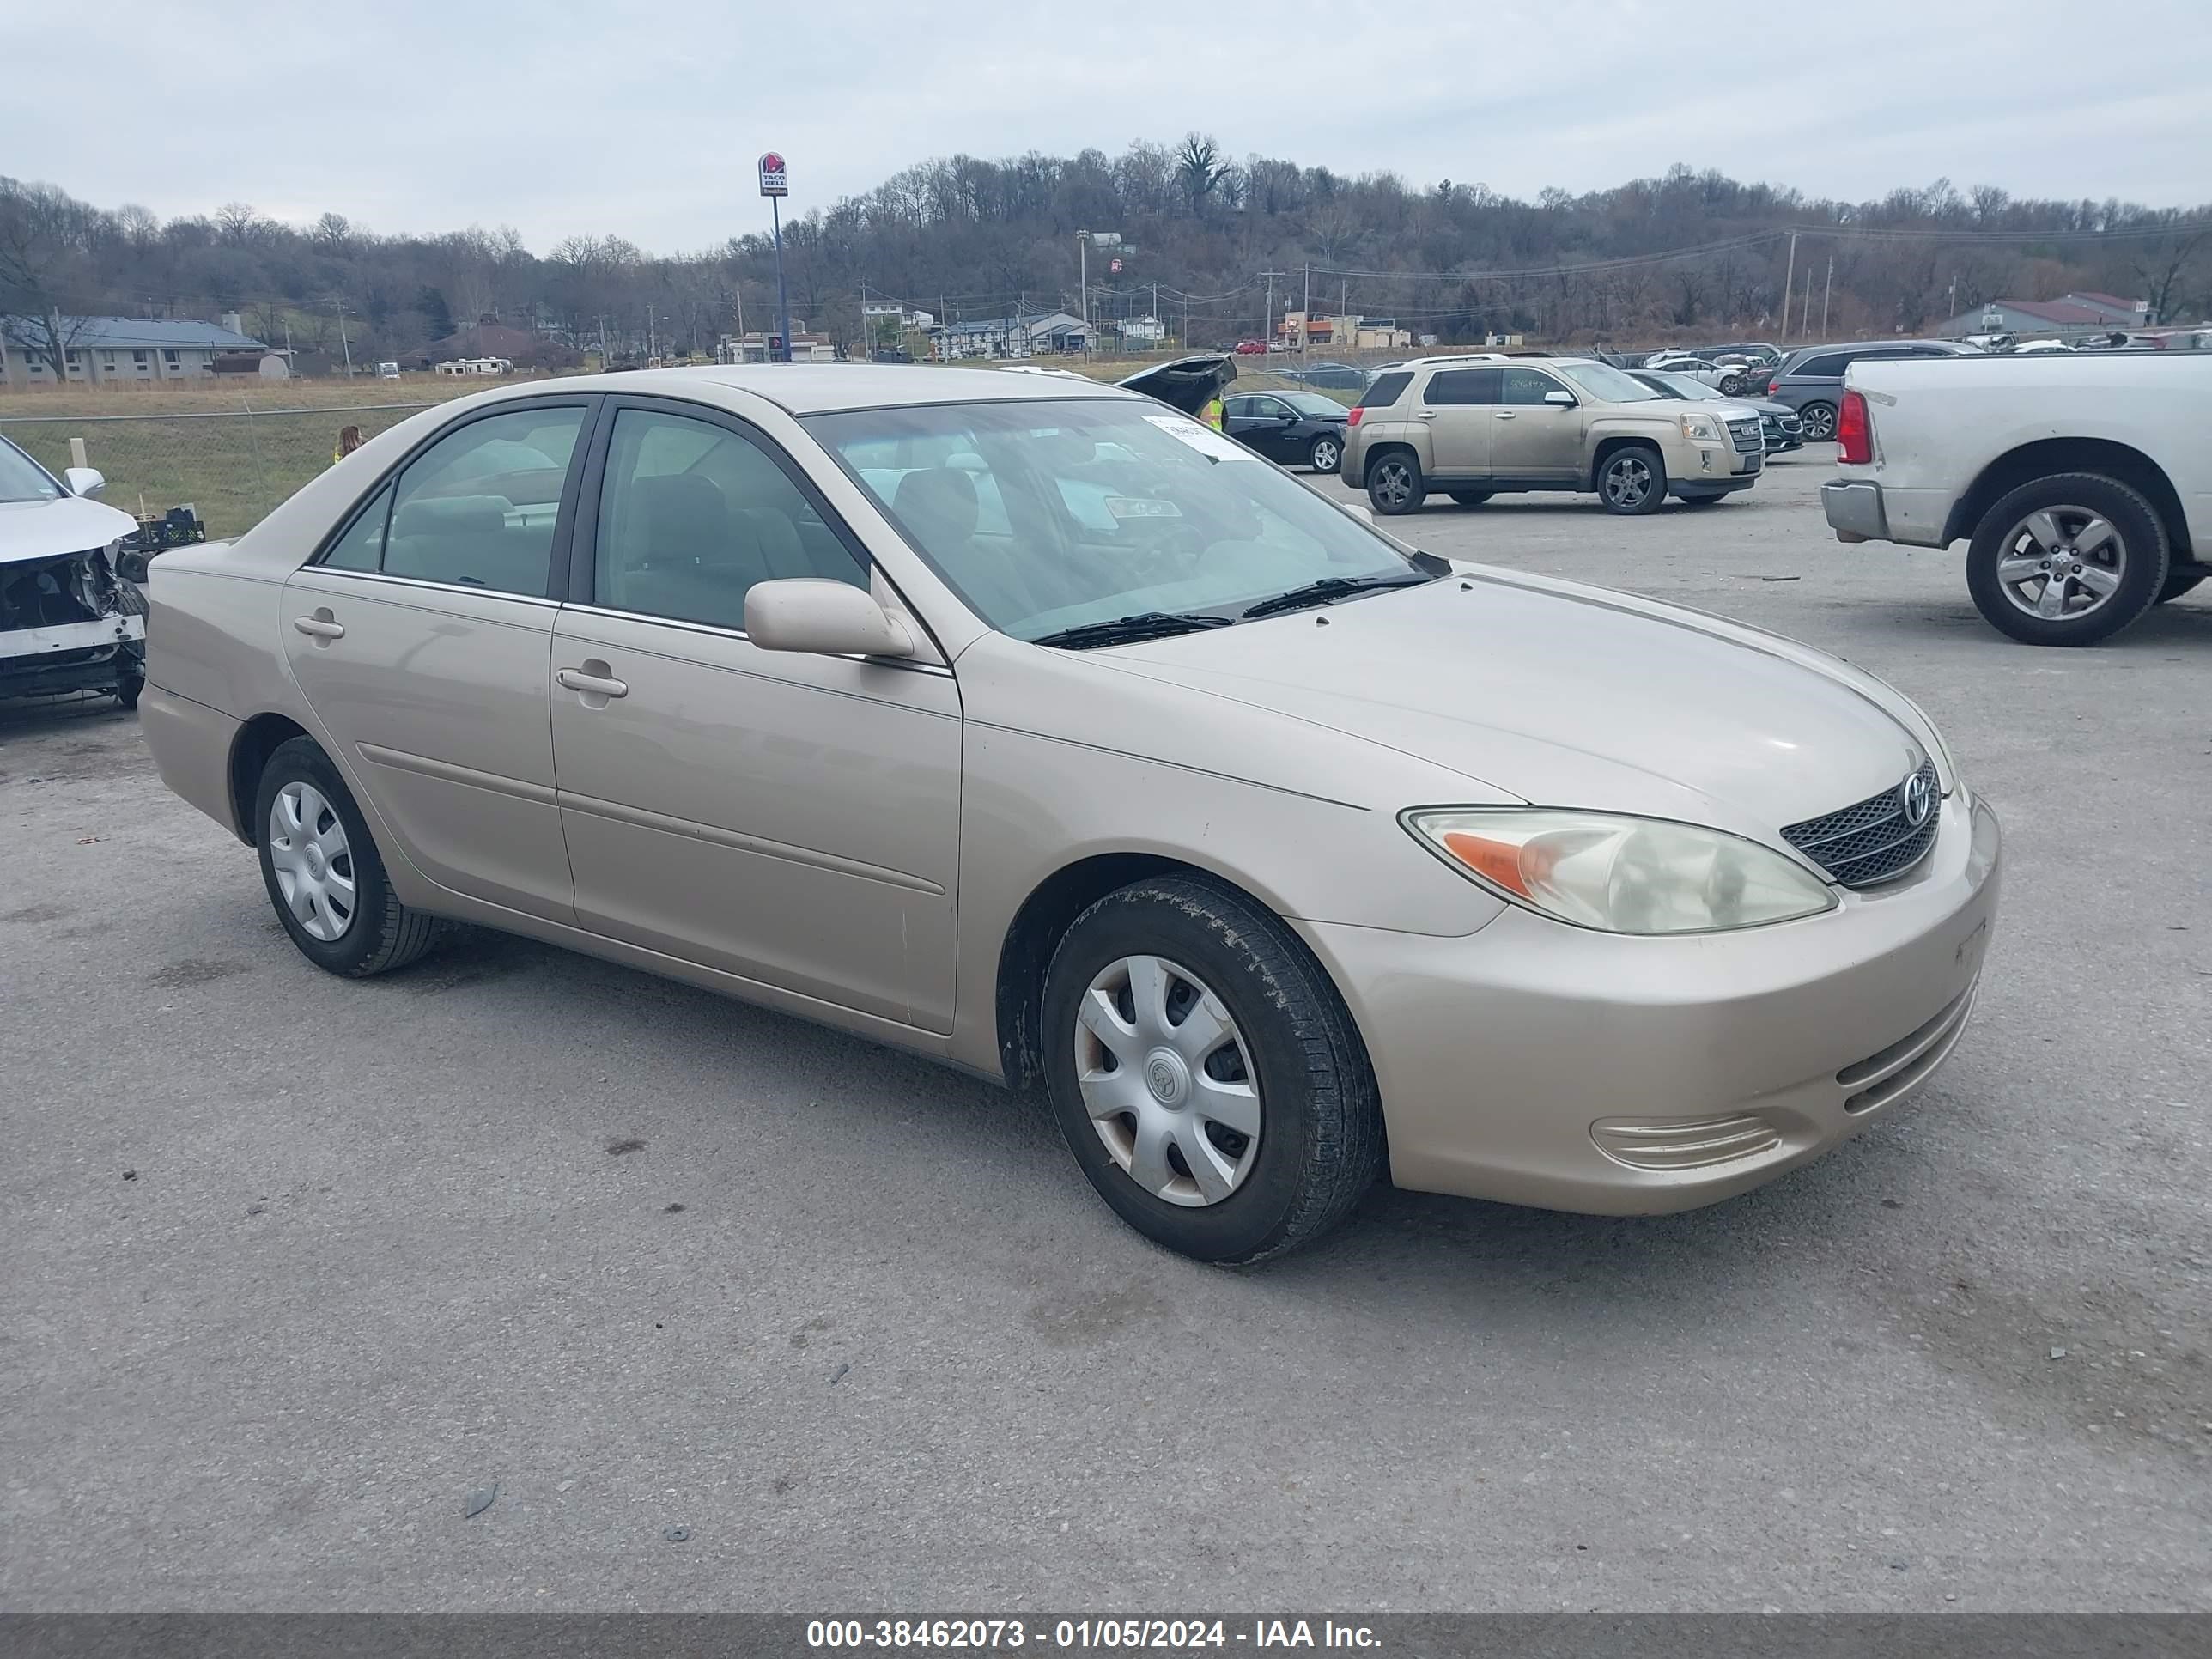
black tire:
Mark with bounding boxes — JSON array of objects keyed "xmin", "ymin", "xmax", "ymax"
[
  {"xmin": 2155, "ymin": 567, "xmax": 2206, "ymax": 605},
  {"xmin": 1596, "ymin": 443, "xmax": 1667, "ymax": 516},
  {"xmin": 1307, "ymin": 433, "xmax": 1342, "ymax": 475},
  {"xmin": 1965, "ymin": 472, "xmax": 2170, "ymax": 647},
  {"xmin": 1675, "ymin": 490, "xmax": 1728, "ymax": 507},
  {"xmin": 114, "ymin": 671, "xmax": 143, "ymax": 710},
  {"xmin": 1364, "ymin": 450, "xmax": 1426, "ymax": 516},
  {"xmin": 252, "ymin": 736, "xmax": 441, "ymax": 976},
  {"xmin": 1448, "ymin": 489, "xmax": 1494, "ymax": 507},
  {"xmin": 1719, "ymin": 375, "xmax": 1747, "ymax": 397},
  {"xmin": 1799, "ymin": 401, "xmax": 1838, "ymax": 441},
  {"xmin": 1040, "ymin": 876, "xmax": 1382, "ymax": 1267}
]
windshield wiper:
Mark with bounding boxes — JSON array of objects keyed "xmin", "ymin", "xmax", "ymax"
[
  {"xmin": 1240, "ymin": 571, "xmax": 1437, "ymax": 621},
  {"xmin": 1030, "ymin": 611, "xmax": 1237, "ymax": 650}
]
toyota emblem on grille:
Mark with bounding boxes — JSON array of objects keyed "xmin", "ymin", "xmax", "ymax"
[{"xmin": 1901, "ymin": 770, "xmax": 1935, "ymax": 829}]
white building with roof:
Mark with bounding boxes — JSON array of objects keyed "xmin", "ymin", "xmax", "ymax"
[{"xmin": 0, "ymin": 315, "xmax": 268, "ymax": 386}]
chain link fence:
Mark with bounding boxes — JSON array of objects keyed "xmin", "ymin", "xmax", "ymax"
[{"xmin": 0, "ymin": 403, "xmax": 436, "ymax": 539}]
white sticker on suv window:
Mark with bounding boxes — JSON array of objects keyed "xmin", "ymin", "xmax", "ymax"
[{"xmin": 1143, "ymin": 414, "xmax": 1254, "ymax": 462}]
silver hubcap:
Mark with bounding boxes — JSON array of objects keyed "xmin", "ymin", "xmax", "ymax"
[
  {"xmin": 1604, "ymin": 455, "xmax": 1653, "ymax": 507},
  {"xmin": 1073, "ymin": 954, "xmax": 1261, "ymax": 1208},
  {"xmin": 1372, "ymin": 460, "xmax": 1411, "ymax": 507},
  {"xmin": 268, "ymin": 781, "xmax": 356, "ymax": 942},
  {"xmin": 1995, "ymin": 506, "xmax": 2125, "ymax": 622},
  {"xmin": 1313, "ymin": 438, "xmax": 1339, "ymax": 471},
  {"xmin": 1804, "ymin": 404, "xmax": 1836, "ymax": 439}
]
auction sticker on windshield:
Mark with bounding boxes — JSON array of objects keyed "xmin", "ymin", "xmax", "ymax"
[{"xmin": 1142, "ymin": 415, "xmax": 1253, "ymax": 462}]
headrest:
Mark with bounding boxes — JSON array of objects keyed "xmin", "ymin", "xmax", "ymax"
[
  {"xmin": 892, "ymin": 466, "xmax": 980, "ymax": 541},
  {"xmin": 392, "ymin": 495, "xmax": 508, "ymax": 538}
]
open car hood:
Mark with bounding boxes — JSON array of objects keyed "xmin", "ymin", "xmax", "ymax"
[{"xmin": 1116, "ymin": 354, "xmax": 1237, "ymax": 416}]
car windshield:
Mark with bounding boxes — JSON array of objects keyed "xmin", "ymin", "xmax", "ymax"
[
  {"xmin": 1555, "ymin": 362, "xmax": 1662, "ymax": 403},
  {"xmin": 0, "ymin": 438, "xmax": 63, "ymax": 503},
  {"xmin": 1279, "ymin": 392, "xmax": 1348, "ymax": 416},
  {"xmin": 1652, "ymin": 374, "xmax": 1724, "ymax": 401},
  {"xmin": 807, "ymin": 398, "xmax": 1431, "ymax": 642}
]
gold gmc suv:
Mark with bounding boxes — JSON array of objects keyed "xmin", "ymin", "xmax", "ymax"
[{"xmin": 1342, "ymin": 355, "xmax": 1766, "ymax": 516}]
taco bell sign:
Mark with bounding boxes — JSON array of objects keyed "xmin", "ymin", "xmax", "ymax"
[{"xmin": 758, "ymin": 152, "xmax": 789, "ymax": 198}]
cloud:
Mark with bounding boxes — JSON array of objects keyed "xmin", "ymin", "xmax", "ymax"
[{"xmin": 3, "ymin": 0, "xmax": 2205, "ymax": 251}]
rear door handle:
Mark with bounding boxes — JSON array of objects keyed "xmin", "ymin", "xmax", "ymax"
[
  {"xmin": 1414, "ymin": 410, "xmax": 1437, "ymax": 420},
  {"xmin": 557, "ymin": 667, "xmax": 629, "ymax": 698},
  {"xmin": 293, "ymin": 614, "xmax": 345, "ymax": 640},
  {"xmin": 1493, "ymin": 410, "xmax": 1517, "ymax": 420}
]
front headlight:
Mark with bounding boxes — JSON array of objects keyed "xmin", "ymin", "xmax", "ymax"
[
  {"xmin": 1403, "ymin": 808, "xmax": 1837, "ymax": 935},
  {"xmin": 1679, "ymin": 413, "xmax": 1722, "ymax": 442}
]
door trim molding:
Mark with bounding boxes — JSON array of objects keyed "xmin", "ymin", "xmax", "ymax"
[
  {"xmin": 356, "ymin": 741, "xmax": 558, "ymax": 805},
  {"xmin": 556, "ymin": 787, "xmax": 946, "ymax": 895}
]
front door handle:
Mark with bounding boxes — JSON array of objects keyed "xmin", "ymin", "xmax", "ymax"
[
  {"xmin": 557, "ymin": 666, "xmax": 629, "ymax": 699},
  {"xmin": 1414, "ymin": 410, "xmax": 1437, "ymax": 421},
  {"xmin": 293, "ymin": 612, "xmax": 345, "ymax": 641},
  {"xmin": 1493, "ymin": 410, "xmax": 1518, "ymax": 420}
]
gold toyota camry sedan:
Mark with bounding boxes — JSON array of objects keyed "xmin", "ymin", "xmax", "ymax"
[{"xmin": 139, "ymin": 366, "xmax": 2001, "ymax": 1263}]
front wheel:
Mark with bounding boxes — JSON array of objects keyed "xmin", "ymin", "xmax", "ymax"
[
  {"xmin": 1798, "ymin": 401, "xmax": 1838, "ymax": 441},
  {"xmin": 1307, "ymin": 434, "xmax": 1342, "ymax": 474},
  {"xmin": 1676, "ymin": 490, "xmax": 1728, "ymax": 507},
  {"xmin": 1964, "ymin": 472, "xmax": 2169, "ymax": 647},
  {"xmin": 1597, "ymin": 444, "xmax": 1666, "ymax": 516},
  {"xmin": 1041, "ymin": 877, "xmax": 1382, "ymax": 1266},
  {"xmin": 114, "ymin": 670, "xmax": 144, "ymax": 709},
  {"xmin": 1365, "ymin": 452, "xmax": 1426, "ymax": 516},
  {"xmin": 1448, "ymin": 489, "xmax": 1494, "ymax": 507},
  {"xmin": 253, "ymin": 736, "xmax": 443, "ymax": 976}
]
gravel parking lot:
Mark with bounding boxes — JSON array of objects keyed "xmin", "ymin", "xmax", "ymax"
[{"xmin": 3, "ymin": 453, "xmax": 2208, "ymax": 1613}]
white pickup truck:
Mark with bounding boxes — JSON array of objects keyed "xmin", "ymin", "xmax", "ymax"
[{"xmin": 1820, "ymin": 353, "xmax": 2212, "ymax": 644}]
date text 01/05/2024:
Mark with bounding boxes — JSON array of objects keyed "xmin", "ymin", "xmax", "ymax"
[{"xmin": 805, "ymin": 1619, "xmax": 1382, "ymax": 1650}]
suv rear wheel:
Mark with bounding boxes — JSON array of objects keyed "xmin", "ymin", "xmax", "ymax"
[
  {"xmin": 1448, "ymin": 489, "xmax": 1493, "ymax": 507},
  {"xmin": 1365, "ymin": 451, "xmax": 1426, "ymax": 515},
  {"xmin": 1799, "ymin": 401, "xmax": 1838, "ymax": 441}
]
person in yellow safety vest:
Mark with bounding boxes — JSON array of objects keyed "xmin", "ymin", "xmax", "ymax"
[
  {"xmin": 1200, "ymin": 392, "xmax": 1225, "ymax": 431},
  {"xmin": 331, "ymin": 424, "xmax": 364, "ymax": 466}
]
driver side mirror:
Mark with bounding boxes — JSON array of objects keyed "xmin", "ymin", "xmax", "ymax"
[
  {"xmin": 1542, "ymin": 389, "xmax": 1577, "ymax": 408},
  {"xmin": 745, "ymin": 578, "xmax": 915, "ymax": 659},
  {"xmin": 64, "ymin": 466, "xmax": 107, "ymax": 497}
]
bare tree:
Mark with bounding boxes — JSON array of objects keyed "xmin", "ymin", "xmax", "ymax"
[
  {"xmin": 2132, "ymin": 228, "xmax": 2209, "ymax": 325},
  {"xmin": 1175, "ymin": 133, "xmax": 1228, "ymax": 215},
  {"xmin": 0, "ymin": 177, "xmax": 106, "ymax": 376}
]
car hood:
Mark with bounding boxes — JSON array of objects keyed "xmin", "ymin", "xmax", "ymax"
[
  {"xmin": 0, "ymin": 494, "xmax": 140, "ymax": 565},
  {"xmin": 1117, "ymin": 354, "xmax": 1237, "ymax": 416},
  {"xmin": 1101, "ymin": 570, "xmax": 1927, "ymax": 837}
]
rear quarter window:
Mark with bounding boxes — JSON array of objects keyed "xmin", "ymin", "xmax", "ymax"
[
  {"xmin": 1796, "ymin": 353, "xmax": 1851, "ymax": 379},
  {"xmin": 1355, "ymin": 372, "xmax": 1413, "ymax": 410}
]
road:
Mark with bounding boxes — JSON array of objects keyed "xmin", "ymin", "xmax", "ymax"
[{"xmin": 3, "ymin": 454, "xmax": 2208, "ymax": 1613}]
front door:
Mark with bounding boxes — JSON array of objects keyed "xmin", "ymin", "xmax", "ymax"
[
  {"xmin": 1487, "ymin": 366, "xmax": 1584, "ymax": 483},
  {"xmin": 549, "ymin": 398, "xmax": 962, "ymax": 1033},
  {"xmin": 281, "ymin": 400, "xmax": 592, "ymax": 924},
  {"xmin": 1225, "ymin": 393, "xmax": 1300, "ymax": 463},
  {"xmin": 1413, "ymin": 366, "xmax": 1498, "ymax": 481}
]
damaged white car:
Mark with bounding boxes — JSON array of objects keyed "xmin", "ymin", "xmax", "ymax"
[{"xmin": 0, "ymin": 434, "xmax": 147, "ymax": 708}]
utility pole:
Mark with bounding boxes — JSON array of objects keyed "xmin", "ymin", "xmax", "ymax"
[
  {"xmin": 1302, "ymin": 263, "xmax": 1311, "ymax": 356},
  {"xmin": 1803, "ymin": 263, "xmax": 1815, "ymax": 342},
  {"xmin": 1779, "ymin": 230, "xmax": 1798, "ymax": 343},
  {"xmin": 331, "ymin": 295, "xmax": 354, "ymax": 377},
  {"xmin": 646, "ymin": 304, "xmax": 657, "ymax": 361},
  {"xmin": 1261, "ymin": 270, "xmax": 1285, "ymax": 350},
  {"xmin": 1821, "ymin": 256, "xmax": 1834, "ymax": 337}
]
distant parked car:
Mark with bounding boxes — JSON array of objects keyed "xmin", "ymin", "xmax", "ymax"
[
  {"xmin": 1279, "ymin": 360, "xmax": 1370, "ymax": 392},
  {"xmin": 1765, "ymin": 339, "xmax": 1983, "ymax": 440},
  {"xmin": 1645, "ymin": 356, "xmax": 1765, "ymax": 397},
  {"xmin": 1223, "ymin": 389, "xmax": 1351, "ymax": 473},
  {"xmin": 1629, "ymin": 370, "xmax": 1804, "ymax": 453},
  {"xmin": 1233, "ymin": 339, "xmax": 1267, "ymax": 355}
]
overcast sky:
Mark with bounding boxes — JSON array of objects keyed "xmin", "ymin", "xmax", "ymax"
[{"xmin": 5, "ymin": 0, "xmax": 2206, "ymax": 252}]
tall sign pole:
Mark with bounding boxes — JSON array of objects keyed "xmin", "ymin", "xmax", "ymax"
[{"xmin": 759, "ymin": 151, "xmax": 793, "ymax": 363}]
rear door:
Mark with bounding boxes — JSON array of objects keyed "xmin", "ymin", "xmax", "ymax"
[
  {"xmin": 282, "ymin": 398, "xmax": 592, "ymax": 923},
  {"xmin": 1414, "ymin": 367, "xmax": 1500, "ymax": 480}
]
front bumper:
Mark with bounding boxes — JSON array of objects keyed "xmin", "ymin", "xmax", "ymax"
[
  {"xmin": 0, "ymin": 614, "xmax": 145, "ymax": 697},
  {"xmin": 1297, "ymin": 792, "xmax": 2001, "ymax": 1214}
]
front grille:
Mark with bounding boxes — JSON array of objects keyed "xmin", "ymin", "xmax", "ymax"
[
  {"xmin": 1781, "ymin": 760, "xmax": 1942, "ymax": 888},
  {"xmin": 1727, "ymin": 417, "xmax": 1764, "ymax": 453}
]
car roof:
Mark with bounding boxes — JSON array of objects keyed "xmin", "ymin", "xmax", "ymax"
[{"xmin": 470, "ymin": 362, "xmax": 1134, "ymax": 416}]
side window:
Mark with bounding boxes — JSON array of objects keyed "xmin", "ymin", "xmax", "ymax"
[
  {"xmin": 593, "ymin": 407, "xmax": 866, "ymax": 632},
  {"xmin": 1425, "ymin": 368, "xmax": 1500, "ymax": 405},
  {"xmin": 321, "ymin": 483, "xmax": 394, "ymax": 570},
  {"xmin": 1222, "ymin": 397, "xmax": 1252, "ymax": 418},
  {"xmin": 1254, "ymin": 397, "xmax": 1292, "ymax": 419},
  {"xmin": 1354, "ymin": 371, "xmax": 1413, "ymax": 410},
  {"xmin": 1799, "ymin": 352, "xmax": 1850, "ymax": 379},
  {"xmin": 381, "ymin": 405, "xmax": 584, "ymax": 596},
  {"xmin": 1499, "ymin": 368, "xmax": 1564, "ymax": 405}
]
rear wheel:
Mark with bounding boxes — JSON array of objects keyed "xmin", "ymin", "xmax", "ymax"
[
  {"xmin": 1676, "ymin": 490, "xmax": 1728, "ymax": 507},
  {"xmin": 1964, "ymin": 472, "xmax": 2169, "ymax": 647},
  {"xmin": 1799, "ymin": 401, "xmax": 1838, "ymax": 441},
  {"xmin": 1597, "ymin": 444, "xmax": 1666, "ymax": 516},
  {"xmin": 1448, "ymin": 489, "xmax": 1494, "ymax": 507},
  {"xmin": 1041, "ymin": 877, "xmax": 1382, "ymax": 1266},
  {"xmin": 1365, "ymin": 452, "xmax": 1426, "ymax": 516},
  {"xmin": 253, "ymin": 736, "xmax": 442, "ymax": 976},
  {"xmin": 1308, "ymin": 434, "xmax": 1342, "ymax": 474}
]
